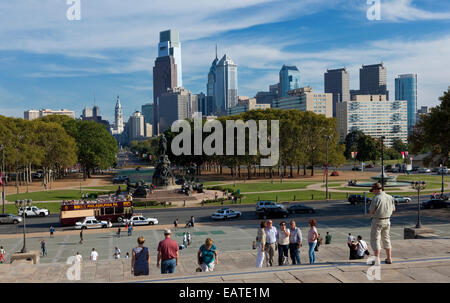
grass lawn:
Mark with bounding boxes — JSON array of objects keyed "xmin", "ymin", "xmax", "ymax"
[
  {"xmin": 320, "ymin": 183, "xmax": 343, "ymax": 188},
  {"xmin": 6, "ymin": 189, "xmax": 114, "ymax": 202},
  {"xmin": 82, "ymin": 185, "xmax": 123, "ymax": 191},
  {"xmin": 397, "ymin": 175, "xmax": 450, "ymax": 183},
  {"xmin": 207, "ymin": 181, "xmax": 313, "ymax": 193},
  {"xmin": 4, "ymin": 202, "xmax": 62, "ymax": 214}
]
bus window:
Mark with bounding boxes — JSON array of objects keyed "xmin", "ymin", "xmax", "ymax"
[
  {"xmin": 101, "ymin": 208, "xmax": 105, "ymax": 215},
  {"xmin": 105, "ymin": 208, "xmax": 114, "ymax": 215},
  {"xmin": 94, "ymin": 209, "xmax": 100, "ymax": 217},
  {"xmin": 115, "ymin": 207, "xmax": 124, "ymax": 215}
]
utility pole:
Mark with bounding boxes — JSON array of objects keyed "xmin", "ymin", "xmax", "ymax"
[
  {"xmin": 1, "ymin": 144, "xmax": 5, "ymax": 214},
  {"xmin": 380, "ymin": 136, "xmax": 385, "ymax": 191},
  {"xmin": 325, "ymin": 135, "xmax": 331, "ymax": 200}
]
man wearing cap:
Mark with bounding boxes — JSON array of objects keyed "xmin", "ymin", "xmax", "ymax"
[
  {"xmin": 369, "ymin": 182, "xmax": 395, "ymax": 265},
  {"xmin": 157, "ymin": 229, "xmax": 179, "ymax": 274}
]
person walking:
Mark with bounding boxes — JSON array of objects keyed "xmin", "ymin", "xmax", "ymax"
[
  {"xmin": 49, "ymin": 226, "xmax": 55, "ymax": 238},
  {"xmin": 308, "ymin": 219, "xmax": 319, "ymax": 264},
  {"xmin": 0, "ymin": 246, "xmax": 6, "ymax": 263},
  {"xmin": 79, "ymin": 229, "xmax": 84, "ymax": 244},
  {"xmin": 264, "ymin": 220, "xmax": 278, "ymax": 267},
  {"xmin": 75, "ymin": 252, "xmax": 82, "ymax": 263},
  {"xmin": 197, "ymin": 238, "xmax": 218, "ymax": 272},
  {"xmin": 355, "ymin": 235, "xmax": 370, "ymax": 259},
  {"xmin": 277, "ymin": 222, "xmax": 290, "ymax": 266},
  {"xmin": 190, "ymin": 216, "xmax": 195, "ymax": 228},
  {"xmin": 348, "ymin": 236, "xmax": 358, "ymax": 260},
  {"xmin": 131, "ymin": 236, "xmax": 150, "ymax": 276},
  {"xmin": 113, "ymin": 247, "xmax": 121, "ymax": 259},
  {"xmin": 325, "ymin": 232, "xmax": 332, "ymax": 244},
  {"xmin": 182, "ymin": 232, "xmax": 188, "ymax": 248},
  {"xmin": 128, "ymin": 224, "xmax": 133, "ymax": 237},
  {"xmin": 157, "ymin": 229, "xmax": 179, "ymax": 274},
  {"xmin": 187, "ymin": 232, "xmax": 192, "ymax": 246},
  {"xmin": 369, "ymin": 182, "xmax": 396, "ymax": 265},
  {"xmin": 90, "ymin": 248, "xmax": 98, "ymax": 261},
  {"xmin": 288, "ymin": 220, "xmax": 302, "ymax": 265},
  {"xmin": 40, "ymin": 239, "xmax": 47, "ymax": 257},
  {"xmin": 117, "ymin": 226, "xmax": 121, "ymax": 238},
  {"xmin": 255, "ymin": 221, "xmax": 266, "ymax": 268},
  {"xmin": 174, "ymin": 218, "xmax": 178, "ymax": 230}
]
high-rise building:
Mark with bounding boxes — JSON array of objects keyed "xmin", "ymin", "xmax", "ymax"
[
  {"xmin": 279, "ymin": 65, "xmax": 300, "ymax": 97},
  {"xmin": 153, "ymin": 30, "xmax": 181, "ymax": 136},
  {"xmin": 359, "ymin": 63, "xmax": 389, "ymax": 99},
  {"xmin": 395, "ymin": 74, "xmax": 417, "ymax": 134},
  {"xmin": 227, "ymin": 97, "xmax": 270, "ymax": 116},
  {"xmin": 270, "ymin": 83, "xmax": 280, "ymax": 97},
  {"xmin": 324, "ymin": 67, "xmax": 350, "ymax": 117},
  {"xmin": 81, "ymin": 105, "xmax": 110, "ymax": 129},
  {"xmin": 214, "ymin": 54, "xmax": 238, "ymax": 115},
  {"xmin": 272, "ymin": 86, "xmax": 332, "ymax": 118},
  {"xmin": 416, "ymin": 106, "xmax": 430, "ymax": 124},
  {"xmin": 141, "ymin": 103, "xmax": 154, "ymax": 126},
  {"xmin": 110, "ymin": 96, "xmax": 124, "ymax": 135},
  {"xmin": 82, "ymin": 107, "xmax": 93, "ymax": 118},
  {"xmin": 158, "ymin": 87, "xmax": 199, "ymax": 133},
  {"xmin": 127, "ymin": 111, "xmax": 145, "ymax": 142},
  {"xmin": 24, "ymin": 109, "xmax": 75, "ymax": 120},
  {"xmin": 207, "ymin": 47, "xmax": 219, "ymax": 114},
  {"xmin": 336, "ymin": 95, "xmax": 407, "ymax": 147}
]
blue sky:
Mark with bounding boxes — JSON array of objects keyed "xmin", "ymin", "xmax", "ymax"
[{"xmin": 0, "ymin": 0, "xmax": 449, "ymax": 121}]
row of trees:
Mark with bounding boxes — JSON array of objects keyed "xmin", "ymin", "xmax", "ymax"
[
  {"xmin": 131, "ymin": 109, "xmax": 346, "ymax": 178},
  {"xmin": 0, "ymin": 114, "xmax": 118, "ymax": 191}
]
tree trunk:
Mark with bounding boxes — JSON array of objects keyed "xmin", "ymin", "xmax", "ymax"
[
  {"xmin": 303, "ymin": 165, "xmax": 306, "ymax": 176},
  {"xmin": 247, "ymin": 165, "xmax": 251, "ymax": 180},
  {"xmin": 311, "ymin": 165, "xmax": 315, "ymax": 176},
  {"xmin": 290, "ymin": 165, "xmax": 293, "ymax": 178},
  {"xmin": 238, "ymin": 166, "xmax": 241, "ymax": 178}
]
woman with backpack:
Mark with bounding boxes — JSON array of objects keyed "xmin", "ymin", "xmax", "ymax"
[
  {"xmin": 197, "ymin": 238, "xmax": 218, "ymax": 272},
  {"xmin": 131, "ymin": 236, "xmax": 150, "ymax": 276}
]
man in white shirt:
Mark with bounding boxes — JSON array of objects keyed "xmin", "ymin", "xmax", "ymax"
[
  {"xmin": 113, "ymin": 247, "xmax": 121, "ymax": 259},
  {"xmin": 90, "ymin": 248, "xmax": 98, "ymax": 261},
  {"xmin": 75, "ymin": 252, "xmax": 83, "ymax": 263},
  {"xmin": 356, "ymin": 235, "xmax": 369, "ymax": 259},
  {"xmin": 264, "ymin": 220, "xmax": 278, "ymax": 267}
]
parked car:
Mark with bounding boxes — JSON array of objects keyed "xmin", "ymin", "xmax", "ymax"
[
  {"xmin": 392, "ymin": 195, "xmax": 411, "ymax": 204},
  {"xmin": 330, "ymin": 171, "xmax": 339, "ymax": 176},
  {"xmin": 287, "ymin": 204, "xmax": 315, "ymax": 214},
  {"xmin": 417, "ymin": 168, "xmax": 431, "ymax": 173},
  {"xmin": 75, "ymin": 216, "xmax": 111, "ymax": 229},
  {"xmin": 0, "ymin": 213, "xmax": 23, "ymax": 224},
  {"xmin": 422, "ymin": 199, "xmax": 450, "ymax": 209},
  {"xmin": 123, "ymin": 215, "xmax": 158, "ymax": 226},
  {"xmin": 113, "ymin": 175, "xmax": 130, "ymax": 184},
  {"xmin": 18, "ymin": 206, "xmax": 50, "ymax": 217},
  {"xmin": 437, "ymin": 167, "xmax": 449, "ymax": 174},
  {"xmin": 31, "ymin": 172, "xmax": 43, "ymax": 179},
  {"xmin": 348, "ymin": 195, "xmax": 372, "ymax": 205},
  {"xmin": 211, "ymin": 208, "xmax": 241, "ymax": 220},
  {"xmin": 351, "ymin": 167, "xmax": 362, "ymax": 171},
  {"xmin": 365, "ymin": 164, "xmax": 374, "ymax": 169},
  {"xmin": 256, "ymin": 200, "xmax": 282, "ymax": 210},
  {"xmin": 256, "ymin": 206, "xmax": 289, "ymax": 219}
]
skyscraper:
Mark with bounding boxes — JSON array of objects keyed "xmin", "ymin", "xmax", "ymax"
[
  {"xmin": 214, "ymin": 54, "xmax": 238, "ymax": 114},
  {"xmin": 127, "ymin": 111, "xmax": 145, "ymax": 142},
  {"xmin": 279, "ymin": 65, "xmax": 300, "ymax": 97},
  {"xmin": 141, "ymin": 103, "xmax": 154, "ymax": 126},
  {"xmin": 359, "ymin": 63, "xmax": 389, "ymax": 99},
  {"xmin": 158, "ymin": 87, "xmax": 198, "ymax": 133},
  {"xmin": 207, "ymin": 47, "xmax": 219, "ymax": 114},
  {"xmin": 395, "ymin": 74, "xmax": 417, "ymax": 134},
  {"xmin": 153, "ymin": 29, "xmax": 181, "ymax": 135},
  {"xmin": 324, "ymin": 67, "xmax": 350, "ymax": 117}
]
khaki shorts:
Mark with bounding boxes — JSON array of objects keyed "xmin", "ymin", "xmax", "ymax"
[{"xmin": 370, "ymin": 219, "xmax": 391, "ymax": 251}]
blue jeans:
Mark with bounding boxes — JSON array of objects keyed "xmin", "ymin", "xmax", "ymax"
[
  {"xmin": 277, "ymin": 244, "xmax": 289, "ymax": 265},
  {"xmin": 161, "ymin": 259, "xmax": 176, "ymax": 274},
  {"xmin": 308, "ymin": 242, "xmax": 317, "ymax": 264},
  {"xmin": 289, "ymin": 243, "xmax": 301, "ymax": 264}
]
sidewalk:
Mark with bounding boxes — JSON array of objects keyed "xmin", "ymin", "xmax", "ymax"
[{"xmin": 0, "ymin": 239, "xmax": 449, "ymax": 283}]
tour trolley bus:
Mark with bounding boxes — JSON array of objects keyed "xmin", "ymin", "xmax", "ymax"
[{"xmin": 60, "ymin": 199, "xmax": 133, "ymax": 226}]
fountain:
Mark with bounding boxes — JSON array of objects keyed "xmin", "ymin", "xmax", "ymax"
[{"xmin": 349, "ymin": 167, "xmax": 411, "ymax": 188}]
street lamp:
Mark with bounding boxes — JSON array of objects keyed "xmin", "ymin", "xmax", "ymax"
[
  {"xmin": 441, "ymin": 157, "xmax": 447, "ymax": 198},
  {"xmin": 380, "ymin": 136, "xmax": 385, "ymax": 191},
  {"xmin": 412, "ymin": 181, "xmax": 426, "ymax": 229},
  {"xmin": 15, "ymin": 199, "xmax": 32, "ymax": 253},
  {"xmin": 325, "ymin": 135, "xmax": 331, "ymax": 200},
  {"xmin": 1, "ymin": 144, "xmax": 5, "ymax": 214}
]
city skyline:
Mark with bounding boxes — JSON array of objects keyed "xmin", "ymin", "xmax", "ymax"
[{"xmin": 1, "ymin": 1, "xmax": 450, "ymax": 121}]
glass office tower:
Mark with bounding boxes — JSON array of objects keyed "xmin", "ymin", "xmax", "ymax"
[
  {"xmin": 279, "ymin": 65, "xmax": 300, "ymax": 97},
  {"xmin": 395, "ymin": 74, "xmax": 417, "ymax": 134}
]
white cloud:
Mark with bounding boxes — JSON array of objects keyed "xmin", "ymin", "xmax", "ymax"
[{"xmin": 381, "ymin": 0, "xmax": 450, "ymax": 22}]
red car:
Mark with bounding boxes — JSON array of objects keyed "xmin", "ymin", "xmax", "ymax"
[{"xmin": 330, "ymin": 171, "xmax": 339, "ymax": 176}]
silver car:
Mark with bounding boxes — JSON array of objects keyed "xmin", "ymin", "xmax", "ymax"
[{"xmin": 0, "ymin": 213, "xmax": 23, "ymax": 224}]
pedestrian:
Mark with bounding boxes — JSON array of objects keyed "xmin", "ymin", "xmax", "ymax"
[
  {"xmin": 215, "ymin": 192, "xmax": 218, "ymax": 200},
  {"xmin": 369, "ymin": 182, "xmax": 395, "ymax": 265},
  {"xmin": 348, "ymin": 233, "xmax": 358, "ymax": 260},
  {"xmin": 128, "ymin": 224, "xmax": 132, "ymax": 237},
  {"xmin": 157, "ymin": 229, "xmax": 179, "ymax": 274},
  {"xmin": 288, "ymin": 220, "xmax": 302, "ymax": 265},
  {"xmin": 174, "ymin": 218, "xmax": 178, "ymax": 229},
  {"xmin": 49, "ymin": 226, "xmax": 54, "ymax": 238},
  {"xmin": 277, "ymin": 222, "xmax": 290, "ymax": 266},
  {"xmin": 40, "ymin": 239, "xmax": 47, "ymax": 256},
  {"xmin": 190, "ymin": 216, "xmax": 195, "ymax": 228},
  {"xmin": 315, "ymin": 233, "xmax": 323, "ymax": 252},
  {"xmin": 197, "ymin": 238, "xmax": 218, "ymax": 272},
  {"xmin": 264, "ymin": 220, "xmax": 278, "ymax": 267},
  {"xmin": 0, "ymin": 246, "xmax": 6, "ymax": 263},
  {"xmin": 113, "ymin": 247, "xmax": 121, "ymax": 259},
  {"xmin": 75, "ymin": 252, "xmax": 82, "ymax": 263},
  {"xmin": 355, "ymin": 235, "xmax": 370, "ymax": 259},
  {"xmin": 131, "ymin": 236, "xmax": 150, "ymax": 276},
  {"xmin": 325, "ymin": 232, "xmax": 332, "ymax": 244},
  {"xmin": 125, "ymin": 252, "xmax": 129, "ymax": 259},
  {"xmin": 187, "ymin": 232, "xmax": 191, "ymax": 246},
  {"xmin": 183, "ymin": 232, "xmax": 187, "ymax": 248},
  {"xmin": 117, "ymin": 226, "xmax": 121, "ymax": 238},
  {"xmin": 256, "ymin": 221, "xmax": 266, "ymax": 268},
  {"xmin": 79, "ymin": 229, "xmax": 84, "ymax": 244},
  {"xmin": 90, "ymin": 248, "xmax": 98, "ymax": 261},
  {"xmin": 308, "ymin": 219, "xmax": 319, "ymax": 264}
]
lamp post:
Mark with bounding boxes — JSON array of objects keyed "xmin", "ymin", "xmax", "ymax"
[
  {"xmin": 1, "ymin": 144, "xmax": 5, "ymax": 214},
  {"xmin": 380, "ymin": 136, "xmax": 385, "ymax": 191},
  {"xmin": 325, "ymin": 135, "xmax": 331, "ymax": 200},
  {"xmin": 412, "ymin": 181, "xmax": 426, "ymax": 229},
  {"xmin": 15, "ymin": 199, "xmax": 31, "ymax": 253},
  {"xmin": 441, "ymin": 157, "xmax": 447, "ymax": 197}
]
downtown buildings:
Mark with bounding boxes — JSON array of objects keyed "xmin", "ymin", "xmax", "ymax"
[
  {"xmin": 214, "ymin": 54, "xmax": 238, "ymax": 115},
  {"xmin": 395, "ymin": 74, "xmax": 417, "ymax": 134},
  {"xmin": 24, "ymin": 109, "xmax": 75, "ymax": 120}
]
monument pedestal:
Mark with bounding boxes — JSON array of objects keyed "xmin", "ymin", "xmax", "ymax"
[
  {"xmin": 404, "ymin": 227, "xmax": 437, "ymax": 239},
  {"xmin": 10, "ymin": 251, "xmax": 40, "ymax": 264}
]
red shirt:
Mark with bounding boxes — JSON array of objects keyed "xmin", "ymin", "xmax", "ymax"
[{"xmin": 157, "ymin": 238, "xmax": 179, "ymax": 260}]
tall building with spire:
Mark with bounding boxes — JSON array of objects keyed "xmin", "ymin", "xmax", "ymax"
[
  {"xmin": 215, "ymin": 54, "xmax": 238, "ymax": 114},
  {"xmin": 153, "ymin": 29, "xmax": 181, "ymax": 135},
  {"xmin": 206, "ymin": 46, "xmax": 218, "ymax": 115},
  {"xmin": 110, "ymin": 95, "xmax": 124, "ymax": 135}
]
